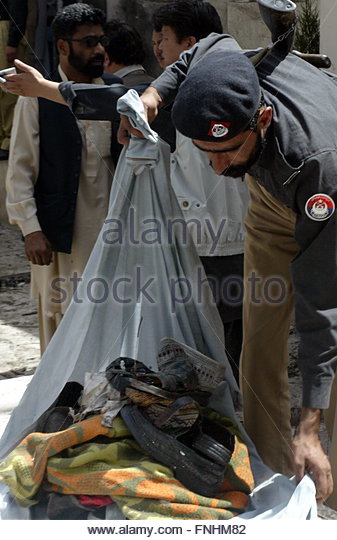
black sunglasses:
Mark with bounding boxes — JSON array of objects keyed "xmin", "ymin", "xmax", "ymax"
[{"xmin": 64, "ymin": 35, "xmax": 110, "ymax": 48}]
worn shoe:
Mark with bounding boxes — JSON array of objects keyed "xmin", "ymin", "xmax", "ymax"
[
  {"xmin": 121, "ymin": 404, "xmax": 234, "ymax": 497},
  {"xmin": 35, "ymin": 406, "xmax": 73, "ymax": 433},
  {"xmin": 106, "ymin": 357, "xmax": 210, "ymax": 404},
  {"xmin": 191, "ymin": 416, "xmax": 235, "ymax": 467}
]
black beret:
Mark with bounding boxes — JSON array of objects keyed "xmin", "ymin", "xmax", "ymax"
[{"xmin": 171, "ymin": 50, "xmax": 261, "ymax": 141}]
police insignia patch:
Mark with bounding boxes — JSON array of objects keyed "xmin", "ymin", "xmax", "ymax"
[
  {"xmin": 208, "ymin": 121, "xmax": 230, "ymax": 138},
  {"xmin": 305, "ymin": 194, "xmax": 335, "ymax": 221}
]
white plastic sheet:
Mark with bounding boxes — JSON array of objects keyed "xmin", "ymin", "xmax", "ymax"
[{"xmin": 237, "ymin": 474, "xmax": 317, "ymax": 520}]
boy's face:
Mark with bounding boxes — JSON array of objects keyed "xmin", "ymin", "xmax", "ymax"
[
  {"xmin": 159, "ymin": 25, "xmax": 194, "ymax": 67},
  {"xmin": 151, "ymin": 30, "xmax": 165, "ymax": 68}
]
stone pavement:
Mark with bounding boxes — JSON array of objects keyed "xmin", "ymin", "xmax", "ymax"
[
  {"xmin": 0, "ymin": 161, "xmax": 9, "ymax": 224},
  {"xmin": 0, "ymin": 223, "xmax": 40, "ymax": 436}
]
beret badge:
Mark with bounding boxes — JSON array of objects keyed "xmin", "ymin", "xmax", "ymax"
[{"xmin": 208, "ymin": 121, "xmax": 230, "ymax": 138}]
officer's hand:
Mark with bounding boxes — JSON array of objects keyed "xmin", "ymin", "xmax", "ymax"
[
  {"xmin": 292, "ymin": 407, "xmax": 333, "ymax": 504},
  {"xmin": 117, "ymin": 114, "xmax": 143, "ymax": 146},
  {"xmin": 25, "ymin": 231, "xmax": 52, "ymax": 266},
  {"xmin": 117, "ymin": 86, "xmax": 162, "ymax": 146},
  {"xmin": 141, "ymin": 86, "xmax": 162, "ymax": 124}
]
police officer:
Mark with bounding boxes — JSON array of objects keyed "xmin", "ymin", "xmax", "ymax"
[{"xmin": 119, "ymin": 36, "xmax": 337, "ymax": 503}]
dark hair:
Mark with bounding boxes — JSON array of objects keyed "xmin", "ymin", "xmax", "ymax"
[
  {"xmin": 152, "ymin": 0, "xmax": 222, "ymax": 43},
  {"xmin": 51, "ymin": 3, "xmax": 106, "ymax": 42},
  {"xmin": 104, "ymin": 19, "xmax": 145, "ymax": 65}
]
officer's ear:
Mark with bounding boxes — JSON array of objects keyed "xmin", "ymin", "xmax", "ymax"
[
  {"xmin": 57, "ymin": 38, "xmax": 70, "ymax": 57},
  {"xmin": 183, "ymin": 35, "xmax": 197, "ymax": 50},
  {"xmin": 258, "ymin": 106, "xmax": 272, "ymax": 134}
]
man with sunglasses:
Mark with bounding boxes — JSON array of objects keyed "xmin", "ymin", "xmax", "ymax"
[{"xmin": 6, "ymin": 3, "xmax": 120, "ymax": 353}]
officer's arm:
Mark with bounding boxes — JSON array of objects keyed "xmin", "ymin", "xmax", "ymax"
[
  {"xmin": 58, "ymin": 81, "xmax": 127, "ymax": 122},
  {"xmin": 118, "ymin": 34, "xmax": 241, "ymax": 144},
  {"xmin": 289, "ymin": 153, "xmax": 337, "ymax": 502}
]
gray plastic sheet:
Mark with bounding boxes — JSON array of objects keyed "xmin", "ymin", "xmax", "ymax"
[{"xmin": 0, "ymin": 89, "xmax": 238, "ymax": 459}]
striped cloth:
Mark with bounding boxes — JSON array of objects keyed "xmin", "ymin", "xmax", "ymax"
[{"xmin": 0, "ymin": 413, "xmax": 254, "ymax": 519}]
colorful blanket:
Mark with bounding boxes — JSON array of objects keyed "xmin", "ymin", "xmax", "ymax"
[{"xmin": 0, "ymin": 413, "xmax": 254, "ymax": 519}]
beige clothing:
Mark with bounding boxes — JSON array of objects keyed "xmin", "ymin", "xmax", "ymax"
[
  {"xmin": 6, "ymin": 67, "xmax": 114, "ymax": 351},
  {"xmin": 240, "ymin": 175, "xmax": 298, "ymax": 476},
  {"xmin": 242, "ymin": 175, "xmax": 337, "ymax": 494},
  {"xmin": 0, "ymin": 20, "xmax": 27, "ymax": 150}
]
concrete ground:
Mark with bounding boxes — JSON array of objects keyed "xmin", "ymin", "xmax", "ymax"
[{"xmin": 0, "ymin": 376, "xmax": 33, "ymax": 436}]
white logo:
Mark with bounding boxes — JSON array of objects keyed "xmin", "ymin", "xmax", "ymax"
[
  {"xmin": 211, "ymin": 123, "xmax": 229, "ymax": 138},
  {"xmin": 305, "ymin": 193, "xmax": 335, "ymax": 221},
  {"xmin": 311, "ymin": 200, "xmax": 329, "ymax": 219}
]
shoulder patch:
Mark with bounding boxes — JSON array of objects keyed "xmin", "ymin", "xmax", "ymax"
[{"xmin": 305, "ymin": 193, "xmax": 335, "ymax": 221}]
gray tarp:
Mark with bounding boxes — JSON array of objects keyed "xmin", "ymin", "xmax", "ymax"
[{"xmin": 0, "ymin": 89, "xmax": 239, "ymax": 459}]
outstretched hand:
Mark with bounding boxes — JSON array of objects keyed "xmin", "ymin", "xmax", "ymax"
[{"xmin": 0, "ymin": 59, "xmax": 45, "ymax": 97}]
